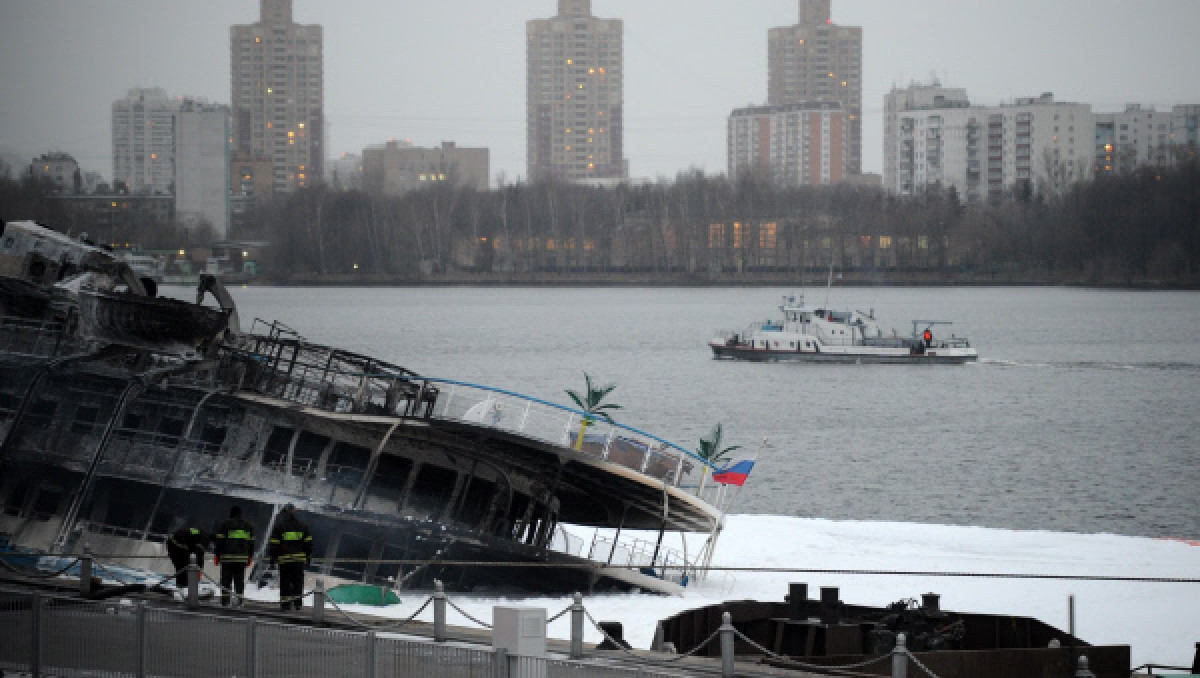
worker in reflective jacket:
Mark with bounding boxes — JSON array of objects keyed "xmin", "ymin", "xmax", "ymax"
[
  {"xmin": 166, "ymin": 526, "xmax": 209, "ymax": 589},
  {"xmin": 214, "ymin": 505, "xmax": 255, "ymax": 607},
  {"xmin": 268, "ymin": 503, "xmax": 313, "ymax": 611}
]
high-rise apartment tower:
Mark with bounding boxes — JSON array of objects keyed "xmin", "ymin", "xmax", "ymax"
[
  {"xmin": 768, "ymin": 0, "xmax": 862, "ymax": 174},
  {"xmin": 112, "ymin": 87, "xmax": 178, "ymax": 194},
  {"xmin": 527, "ymin": 0, "xmax": 626, "ymax": 182},
  {"xmin": 230, "ymin": 0, "xmax": 323, "ymax": 193}
]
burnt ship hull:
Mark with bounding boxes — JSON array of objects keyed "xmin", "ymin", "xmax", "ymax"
[{"xmin": 0, "ymin": 221, "xmax": 723, "ymax": 596}]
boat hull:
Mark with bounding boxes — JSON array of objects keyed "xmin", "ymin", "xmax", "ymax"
[{"xmin": 710, "ymin": 342, "xmax": 977, "ymax": 365}]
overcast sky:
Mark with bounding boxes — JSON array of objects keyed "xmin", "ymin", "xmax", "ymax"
[{"xmin": 2, "ymin": 0, "xmax": 1199, "ymax": 185}]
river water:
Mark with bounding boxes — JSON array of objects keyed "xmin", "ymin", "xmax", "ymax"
[{"xmin": 209, "ymin": 285, "xmax": 1200, "ymax": 540}]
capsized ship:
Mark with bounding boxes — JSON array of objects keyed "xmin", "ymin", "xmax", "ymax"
[
  {"xmin": 0, "ymin": 220, "xmax": 730, "ymax": 595},
  {"xmin": 710, "ymin": 294, "xmax": 978, "ymax": 364}
]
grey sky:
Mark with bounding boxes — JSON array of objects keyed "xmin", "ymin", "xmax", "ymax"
[{"xmin": 2, "ymin": 0, "xmax": 1199, "ymax": 184}]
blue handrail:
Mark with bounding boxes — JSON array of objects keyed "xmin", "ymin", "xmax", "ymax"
[{"xmin": 414, "ymin": 375, "xmax": 713, "ymax": 469}]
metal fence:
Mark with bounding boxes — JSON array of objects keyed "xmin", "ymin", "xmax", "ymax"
[{"xmin": 0, "ymin": 589, "xmax": 691, "ymax": 678}]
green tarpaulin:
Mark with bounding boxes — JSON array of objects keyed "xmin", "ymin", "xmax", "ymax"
[{"xmin": 326, "ymin": 584, "xmax": 401, "ymax": 606}]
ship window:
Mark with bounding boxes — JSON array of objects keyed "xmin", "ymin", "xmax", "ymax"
[
  {"xmin": 369, "ymin": 455, "xmax": 412, "ymax": 505},
  {"xmin": 374, "ymin": 543, "xmax": 411, "ymax": 584},
  {"xmin": 457, "ymin": 478, "xmax": 496, "ymax": 527},
  {"xmin": 505, "ymin": 493, "xmax": 531, "ymax": 539},
  {"xmin": 406, "ymin": 465, "xmax": 457, "ymax": 518},
  {"xmin": 0, "ymin": 392, "xmax": 19, "ymax": 415},
  {"xmin": 331, "ymin": 533, "xmax": 373, "ymax": 581},
  {"xmin": 2, "ymin": 480, "xmax": 30, "ymax": 516},
  {"xmin": 200, "ymin": 423, "xmax": 227, "ymax": 452},
  {"xmin": 263, "ymin": 426, "xmax": 294, "ymax": 469},
  {"xmin": 328, "ymin": 442, "xmax": 371, "ymax": 489},
  {"xmin": 117, "ymin": 412, "xmax": 142, "ymax": 440},
  {"xmin": 31, "ymin": 487, "xmax": 63, "ymax": 520},
  {"xmin": 71, "ymin": 405, "xmax": 100, "ymax": 433},
  {"xmin": 292, "ymin": 431, "xmax": 328, "ymax": 477},
  {"xmin": 157, "ymin": 417, "xmax": 185, "ymax": 447},
  {"xmin": 28, "ymin": 399, "xmax": 57, "ymax": 430}
]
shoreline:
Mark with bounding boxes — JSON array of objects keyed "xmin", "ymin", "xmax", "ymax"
[{"xmin": 205, "ymin": 272, "xmax": 1200, "ymax": 290}]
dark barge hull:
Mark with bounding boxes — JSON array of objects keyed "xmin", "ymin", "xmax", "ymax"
[
  {"xmin": 660, "ymin": 589, "xmax": 1131, "ymax": 678},
  {"xmin": 710, "ymin": 343, "xmax": 977, "ymax": 365}
]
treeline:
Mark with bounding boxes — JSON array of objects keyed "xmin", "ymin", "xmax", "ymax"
[
  {"xmin": 3, "ymin": 159, "xmax": 1198, "ymax": 285},
  {"xmin": 243, "ymin": 160, "xmax": 1200, "ymax": 285},
  {"xmin": 0, "ymin": 174, "xmax": 209, "ymax": 250}
]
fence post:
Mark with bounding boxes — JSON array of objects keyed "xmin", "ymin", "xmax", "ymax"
[
  {"xmin": 364, "ymin": 630, "xmax": 377, "ymax": 678},
  {"xmin": 719, "ymin": 610, "xmax": 735, "ymax": 678},
  {"xmin": 433, "ymin": 580, "xmax": 447, "ymax": 642},
  {"xmin": 245, "ymin": 617, "xmax": 258, "ymax": 678},
  {"xmin": 892, "ymin": 633, "xmax": 908, "ymax": 678},
  {"xmin": 493, "ymin": 647, "xmax": 509, "ymax": 678},
  {"xmin": 1074, "ymin": 656, "xmax": 1096, "ymax": 678},
  {"xmin": 570, "ymin": 592, "xmax": 584, "ymax": 659},
  {"xmin": 187, "ymin": 554, "xmax": 199, "ymax": 608},
  {"xmin": 30, "ymin": 592, "xmax": 43, "ymax": 678},
  {"xmin": 79, "ymin": 544, "xmax": 93, "ymax": 596},
  {"xmin": 1068, "ymin": 594, "xmax": 1075, "ymax": 637},
  {"xmin": 135, "ymin": 600, "xmax": 147, "ymax": 678},
  {"xmin": 312, "ymin": 577, "xmax": 325, "ymax": 625}
]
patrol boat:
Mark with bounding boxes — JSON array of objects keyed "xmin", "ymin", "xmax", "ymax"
[
  {"xmin": 0, "ymin": 219, "xmax": 728, "ymax": 595},
  {"xmin": 710, "ymin": 294, "xmax": 978, "ymax": 364}
]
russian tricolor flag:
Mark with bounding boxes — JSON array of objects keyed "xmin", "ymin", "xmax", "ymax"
[{"xmin": 712, "ymin": 459, "xmax": 755, "ymax": 486}]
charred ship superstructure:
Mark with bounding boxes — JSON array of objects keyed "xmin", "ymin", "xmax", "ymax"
[{"xmin": 0, "ymin": 220, "xmax": 725, "ymax": 595}]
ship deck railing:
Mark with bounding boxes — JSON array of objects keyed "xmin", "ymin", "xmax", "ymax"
[
  {"xmin": 0, "ymin": 314, "xmax": 79, "ymax": 360},
  {"xmin": 220, "ymin": 335, "xmax": 715, "ymax": 494}
]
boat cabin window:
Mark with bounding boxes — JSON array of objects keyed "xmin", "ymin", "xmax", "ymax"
[
  {"xmin": 405, "ymin": 464, "xmax": 458, "ymax": 519},
  {"xmin": 263, "ymin": 426, "xmax": 294, "ymax": 469},
  {"xmin": 71, "ymin": 405, "xmax": 100, "ymax": 434},
  {"xmin": 367, "ymin": 455, "xmax": 412, "ymax": 505},
  {"xmin": 0, "ymin": 392, "xmax": 19, "ymax": 416},
  {"xmin": 2, "ymin": 479, "xmax": 30, "ymax": 517},
  {"xmin": 502, "ymin": 493, "xmax": 531, "ymax": 538},
  {"xmin": 327, "ymin": 442, "xmax": 372, "ymax": 489},
  {"xmin": 375, "ymin": 543, "xmax": 412, "ymax": 585},
  {"xmin": 31, "ymin": 487, "xmax": 63, "ymax": 520},
  {"xmin": 292, "ymin": 431, "xmax": 329, "ymax": 477},
  {"xmin": 116, "ymin": 412, "xmax": 142, "ymax": 440},
  {"xmin": 331, "ymin": 533, "xmax": 374, "ymax": 581},
  {"xmin": 27, "ymin": 399, "xmax": 57, "ymax": 430},
  {"xmin": 156, "ymin": 416, "xmax": 186, "ymax": 447},
  {"xmin": 457, "ymin": 478, "xmax": 496, "ymax": 527},
  {"xmin": 200, "ymin": 423, "xmax": 227, "ymax": 455}
]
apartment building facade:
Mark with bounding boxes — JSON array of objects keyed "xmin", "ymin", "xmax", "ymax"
[
  {"xmin": 885, "ymin": 85, "xmax": 1093, "ymax": 201},
  {"xmin": 231, "ymin": 0, "xmax": 324, "ymax": 193},
  {"xmin": 527, "ymin": 0, "xmax": 625, "ymax": 182},
  {"xmin": 175, "ymin": 99, "xmax": 231, "ymax": 238},
  {"xmin": 30, "ymin": 152, "xmax": 81, "ymax": 193},
  {"xmin": 767, "ymin": 0, "xmax": 862, "ymax": 175},
  {"xmin": 1093, "ymin": 104, "xmax": 1174, "ymax": 175},
  {"xmin": 728, "ymin": 101, "xmax": 847, "ymax": 186},
  {"xmin": 112, "ymin": 87, "xmax": 178, "ymax": 194},
  {"xmin": 362, "ymin": 140, "xmax": 489, "ymax": 196}
]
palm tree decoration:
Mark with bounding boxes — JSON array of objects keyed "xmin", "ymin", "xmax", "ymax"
[
  {"xmin": 697, "ymin": 423, "xmax": 741, "ymax": 467},
  {"xmin": 565, "ymin": 372, "xmax": 621, "ymax": 450}
]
